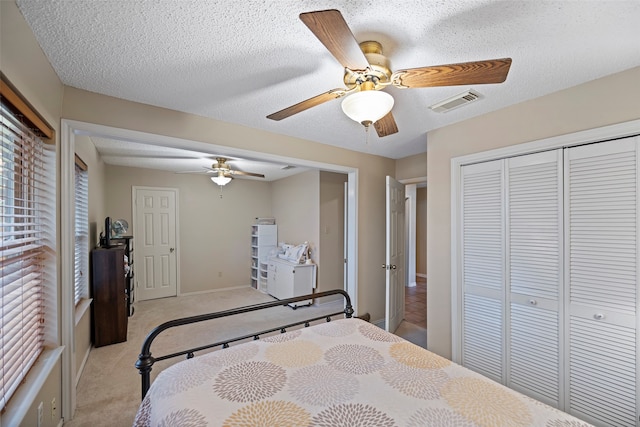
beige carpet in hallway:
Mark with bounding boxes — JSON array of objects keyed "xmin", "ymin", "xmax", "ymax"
[{"xmin": 66, "ymin": 287, "xmax": 426, "ymax": 426}]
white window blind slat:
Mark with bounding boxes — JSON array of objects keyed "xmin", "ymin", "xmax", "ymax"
[
  {"xmin": 74, "ymin": 162, "xmax": 89, "ymax": 305},
  {"xmin": 0, "ymin": 99, "xmax": 56, "ymax": 410}
]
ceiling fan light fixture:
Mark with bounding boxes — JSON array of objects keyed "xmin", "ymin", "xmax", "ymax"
[
  {"xmin": 341, "ymin": 90, "xmax": 394, "ymax": 127},
  {"xmin": 211, "ymin": 172, "xmax": 232, "ymax": 186}
]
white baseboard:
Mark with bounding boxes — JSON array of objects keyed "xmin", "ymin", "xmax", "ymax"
[
  {"xmin": 406, "ymin": 281, "xmax": 417, "ymax": 288},
  {"xmin": 178, "ymin": 285, "xmax": 252, "ymax": 296},
  {"xmin": 75, "ymin": 344, "xmax": 92, "ymax": 387}
]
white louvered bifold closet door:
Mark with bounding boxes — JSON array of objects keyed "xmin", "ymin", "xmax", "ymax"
[
  {"xmin": 506, "ymin": 150, "xmax": 563, "ymax": 407},
  {"xmin": 461, "ymin": 159, "xmax": 505, "ymax": 382},
  {"xmin": 565, "ymin": 137, "xmax": 638, "ymax": 427}
]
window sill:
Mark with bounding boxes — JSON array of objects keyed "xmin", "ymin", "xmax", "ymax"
[
  {"xmin": 75, "ymin": 298, "xmax": 92, "ymax": 326},
  {"xmin": 2, "ymin": 346, "xmax": 64, "ymax": 427}
]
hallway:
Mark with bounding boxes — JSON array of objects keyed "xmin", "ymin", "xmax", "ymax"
[{"xmin": 404, "ymin": 276, "xmax": 426, "ymax": 328}]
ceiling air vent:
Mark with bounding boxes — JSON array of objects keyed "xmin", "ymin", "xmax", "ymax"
[{"xmin": 429, "ymin": 90, "xmax": 482, "ymax": 113}]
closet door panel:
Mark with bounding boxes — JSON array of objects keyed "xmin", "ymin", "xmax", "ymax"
[
  {"xmin": 507, "ymin": 151, "xmax": 563, "ymax": 300},
  {"xmin": 461, "ymin": 160, "xmax": 504, "ymax": 382},
  {"xmin": 506, "ymin": 150, "xmax": 563, "ymax": 406},
  {"xmin": 464, "ymin": 294, "xmax": 503, "ymax": 381},
  {"xmin": 566, "ymin": 138, "xmax": 638, "ymax": 427},
  {"xmin": 510, "ymin": 303, "xmax": 560, "ymax": 403},
  {"xmin": 567, "ymin": 139, "xmax": 637, "ymax": 314},
  {"xmin": 569, "ymin": 317, "xmax": 636, "ymax": 427}
]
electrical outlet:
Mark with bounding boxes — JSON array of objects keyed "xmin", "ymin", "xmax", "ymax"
[
  {"xmin": 37, "ymin": 401, "xmax": 43, "ymax": 427},
  {"xmin": 51, "ymin": 397, "xmax": 57, "ymax": 420}
]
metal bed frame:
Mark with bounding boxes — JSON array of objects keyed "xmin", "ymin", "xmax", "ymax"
[{"xmin": 135, "ymin": 289, "xmax": 354, "ymax": 399}]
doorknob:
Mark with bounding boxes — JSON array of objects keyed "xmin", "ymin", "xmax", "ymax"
[
  {"xmin": 391, "ymin": 265, "xmax": 397, "ymax": 269},
  {"xmin": 382, "ymin": 264, "xmax": 387, "ymax": 269},
  {"xmin": 170, "ymin": 247, "xmax": 175, "ymax": 253}
]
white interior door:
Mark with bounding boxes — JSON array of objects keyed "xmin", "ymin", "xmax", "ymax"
[
  {"xmin": 460, "ymin": 159, "xmax": 505, "ymax": 382},
  {"xmin": 344, "ymin": 182, "xmax": 348, "ymax": 290},
  {"xmin": 564, "ymin": 138, "xmax": 638, "ymax": 426},
  {"xmin": 134, "ymin": 187, "xmax": 178, "ymax": 301},
  {"xmin": 386, "ymin": 176, "xmax": 405, "ymax": 332}
]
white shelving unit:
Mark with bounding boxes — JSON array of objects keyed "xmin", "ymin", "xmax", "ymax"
[{"xmin": 251, "ymin": 224, "xmax": 277, "ymax": 292}]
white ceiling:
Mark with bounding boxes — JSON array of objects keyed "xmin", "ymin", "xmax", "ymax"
[
  {"xmin": 15, "ymin": 0, "xmax": 640, "ymax": 174},
  {"xmin": 90, "ymin": 136, "xmax": 310, "ymax": 180}
]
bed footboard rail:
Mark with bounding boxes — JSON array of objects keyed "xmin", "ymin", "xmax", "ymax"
[{"xmin": 136, "ymin": 289, "xmax": 353, "ymax": 399}]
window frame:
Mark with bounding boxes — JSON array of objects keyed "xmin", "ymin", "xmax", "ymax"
[
  {"xmin": 74, "ymin": 155, "xmax": 89, "ymax": 306},
  {"xmin": 0, "ymin": 78, "xmax": 57, "ymax": 413}
]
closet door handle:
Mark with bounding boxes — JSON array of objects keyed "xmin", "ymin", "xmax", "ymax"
[
  {"xmin": 528, "ymin": 299, "xmax": 537, "ymax": 306},
  {"xmin": 170, "ymin": 247, "xmax": 175, "ymax": 253},
  {"xmin": 593, "ymin": 313, "xmax": 605, "ymax": 320}
]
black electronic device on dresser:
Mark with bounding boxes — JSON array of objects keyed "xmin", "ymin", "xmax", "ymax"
[{"xmin": 91, "ymin": 228, "xmax": 134, "ymax": 347}]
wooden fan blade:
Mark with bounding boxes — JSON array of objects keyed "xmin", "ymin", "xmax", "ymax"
[
  {"xmin": 374, "ymin": 112, "xmax": 399, "ymax": 138},
  {"xmin": 392, "ymin": 58, "xmax": 512, "ymax": 88},
  {"xmin": 267, "ymin": 88, "xmax": 346, "ymax": 121},
  {"xmin": 299, "ymin": 9, "xmax": 369, "ymax": 71},
  {"xmin": 229, "ymin": 170, "xmax": 265, "ymax": 178}
]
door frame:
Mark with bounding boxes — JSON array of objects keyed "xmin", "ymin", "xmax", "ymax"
[
  {"xmin": 60, "ymin": 119, "xmax": 360, "ymax": 420},
  {"xmin": 132, "ymin": 186, "xmax": 180, "ymax": 299},
  {"xmin": 399, "ymin": 177, "xmax": 428, "ymax": 288},
  {"xmin": 450, "ymin": 118, "xmax": 640, "ymax": 363}
]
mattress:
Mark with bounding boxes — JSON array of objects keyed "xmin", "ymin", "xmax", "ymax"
[{"xmin": 133, "ymin": 318, "xmax": 592, "ymax": 426}]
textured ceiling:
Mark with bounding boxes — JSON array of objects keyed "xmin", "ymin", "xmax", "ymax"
[{"xmin": 16, "ymin": 0, "xmax": 640, "ymax": 166}]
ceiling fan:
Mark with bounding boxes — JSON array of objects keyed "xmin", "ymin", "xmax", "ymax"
[
  {"xmin": 179, "ymin": 157, "xmax": 265, "ymax": 185},
  {"xmin": 267, "ymin": 9, "xmax": 512, "ymax": 137}
]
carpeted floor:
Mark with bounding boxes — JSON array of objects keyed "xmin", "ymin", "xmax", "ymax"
[{"xmin": 65, "ymin": 287, "xmax": 426, "ymax": 426}]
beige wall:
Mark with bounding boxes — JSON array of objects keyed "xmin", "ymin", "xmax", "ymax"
[
  {"xmin": 272, "ymin": 170, "xmax": 320, "ymax": 257},
  {"xmin": 104, "ymin": 164, "xmax": 273, "ymax": 294},
  {"xmin": 416, "ymin": 187, "xmax": 427, "ymax": 276},
  {"xmin": 396, "ymin": 152, "xmax": 428, "ymax": 181},
  {"xmin": 427, "ymin": 66, "xmax": 640, "ymax": 358},
  {"xmin": 19, "ymin": 358, "xmax": 62, "ymax": 427},
  {"xmin": 75, "ymin": 135, "xmax": 108, "ymax": 248},
  {"xmin": 73, "ymin": 135, "xmax": 107, "ymax": 381},
  {"xmin": 1, "ymin": 1, "xmax": 64, "ymax": 425},
  {"xmin": 319, "ymin": 172, "xmax": 347, "ymax": 301},
  {"xmin": 101, "ymin": 165, "xmax": 346, "ymax": 300}
]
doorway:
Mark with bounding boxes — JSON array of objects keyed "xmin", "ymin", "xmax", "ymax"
[
  {"xmin": 403, "ymin": 182, "xmax": 427, "ymax": 329},
  {"xmin": 61, "ymin": 120, "xmax": 362, "ymax": 422},
  {"xmin": 132, "ymin": 186, "xmax": 179, "ymax": 301}
]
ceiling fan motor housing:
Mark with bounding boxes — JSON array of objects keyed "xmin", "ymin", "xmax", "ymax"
[{"xmin": 343, "ymin": 41, "xmax": 392, "ymax": 91}]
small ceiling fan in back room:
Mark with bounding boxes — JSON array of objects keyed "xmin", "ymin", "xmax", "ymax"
[
  {"xmin": 178, "ymin": 157, "xmax": 265, "ymax": 186},
  {"xmin": 267, "ymin": 9, "xmax": 512, "ymax": 137}
]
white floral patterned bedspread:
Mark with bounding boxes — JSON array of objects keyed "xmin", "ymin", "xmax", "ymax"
[{"xmin": 134, "ymin": 318, "xmax": 592, "ymax": 427}]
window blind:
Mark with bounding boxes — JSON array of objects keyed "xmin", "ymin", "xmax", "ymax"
[
  {"xmin": 0, "ymin": 100, "xmax": 56, "ymax": 409},
  {"xmin": 74, "ymin": 160, "xmax": 89, "ymax": 305}
]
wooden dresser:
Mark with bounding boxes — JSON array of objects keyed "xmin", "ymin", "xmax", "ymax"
[{"xmin": 91, "ymin": 246, "xmax": 127, "ymax": 347}]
